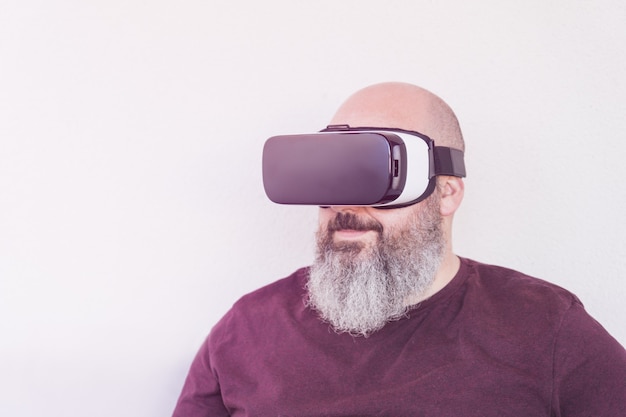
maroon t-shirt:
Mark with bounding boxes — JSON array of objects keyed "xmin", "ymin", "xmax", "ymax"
[{"xmin": 173, "ymin": 258, "xmax": 626, "ymax": 416}]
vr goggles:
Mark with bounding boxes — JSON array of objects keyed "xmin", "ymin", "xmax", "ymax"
[{"xmin": 262, "ymin": 125, "xmax": 466, "ymax": 209}]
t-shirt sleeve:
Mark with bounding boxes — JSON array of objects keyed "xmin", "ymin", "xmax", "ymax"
[
  {"xmin": 172, "ymin": 336, "xmax": 230, "ymax": 417},
  {"xmin": 551, "ymin": 300, "xmax": 626, "ymax": 416}
]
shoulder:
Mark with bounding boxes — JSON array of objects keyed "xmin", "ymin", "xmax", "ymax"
[
  {"xmin": 462, "ymin": 257, "xmax": 581, "ymax": 310},
  {"xmin": 235, "ymin": 266, "xmax": 309, "ymax": 311},
  {"xmin": 459, "ymin": 259, "xmax": 626, "ymax": 412},
  {"xmin": 208, "ymin": 267, "xmax": 310, "ymax": 343},
  {"xmin": 456, "ymin": 258, "xmax": 588, "ymax": 342}
]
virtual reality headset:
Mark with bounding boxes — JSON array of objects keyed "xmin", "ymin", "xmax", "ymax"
[{"xmin": 262, "ymin": 125, "xmax": 466, "ymax": 209}]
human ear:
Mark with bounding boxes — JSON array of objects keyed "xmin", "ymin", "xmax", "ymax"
[{"xmin": 438, "ymin": 176, "xmax": 464, "ymax": 217}]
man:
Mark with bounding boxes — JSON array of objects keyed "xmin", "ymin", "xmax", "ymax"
[{"xmin": 172, "ymin": 82, "xmax": 626, "ymax": 416}]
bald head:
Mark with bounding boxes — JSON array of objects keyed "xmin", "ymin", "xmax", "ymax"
[{"xmin": 330, "ymin": 82, "xmax": 464, "ymax": 152}]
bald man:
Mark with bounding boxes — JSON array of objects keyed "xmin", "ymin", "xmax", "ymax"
[{"xmin": 173, "ymin": 83, "xmax": 625, "ymax": 417}]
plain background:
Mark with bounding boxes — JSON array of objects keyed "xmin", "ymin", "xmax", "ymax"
[{"xmin": 1, "ymin": 1, "xmax": 625, "ymax": 416}]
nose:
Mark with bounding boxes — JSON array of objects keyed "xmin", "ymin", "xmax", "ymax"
[{"xmin": 327, "ymin": 205, "xmax": 366, "ymax": 214}]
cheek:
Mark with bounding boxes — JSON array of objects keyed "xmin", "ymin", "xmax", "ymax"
[
  {"xmin": 317, "ymin": 208, "xmax": 333, "ymax": 227},
  {"xmin": 368, "ymin": 210, "xmax": 413, "ymax": 231}
]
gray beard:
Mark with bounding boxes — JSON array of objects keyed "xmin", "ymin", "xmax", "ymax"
[{"xmin": 306, "ymin": 198, "xmax": 444, "ymax": 337}]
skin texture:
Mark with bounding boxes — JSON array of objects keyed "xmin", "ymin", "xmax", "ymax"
[{"xmin": 319, "ymin": 82, "xmax": 465, "ymax": 305}]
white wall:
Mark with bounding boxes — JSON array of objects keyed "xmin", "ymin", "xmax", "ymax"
[{"xmin": 1, "ymin": 1, "xmax": 624, "ymax": 415}]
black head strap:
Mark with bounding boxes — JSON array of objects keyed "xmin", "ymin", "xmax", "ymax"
[{"xmin": 433, "ymin": 147, "xmax": 466, "ymax": 177}]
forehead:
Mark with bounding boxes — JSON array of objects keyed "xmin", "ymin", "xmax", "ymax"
[{"xmin": 329, "ymin": 96, "xmax": 433, "ymax": 139}]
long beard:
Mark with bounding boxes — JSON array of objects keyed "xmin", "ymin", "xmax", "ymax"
[{"xmin": 306, "ymin": 197, "xmax": 444, "ymax": 337}]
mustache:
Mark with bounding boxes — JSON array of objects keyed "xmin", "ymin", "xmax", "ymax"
[{"xmin": 326, "ymin": 212, "xmax": 384, "ymax": 234}]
